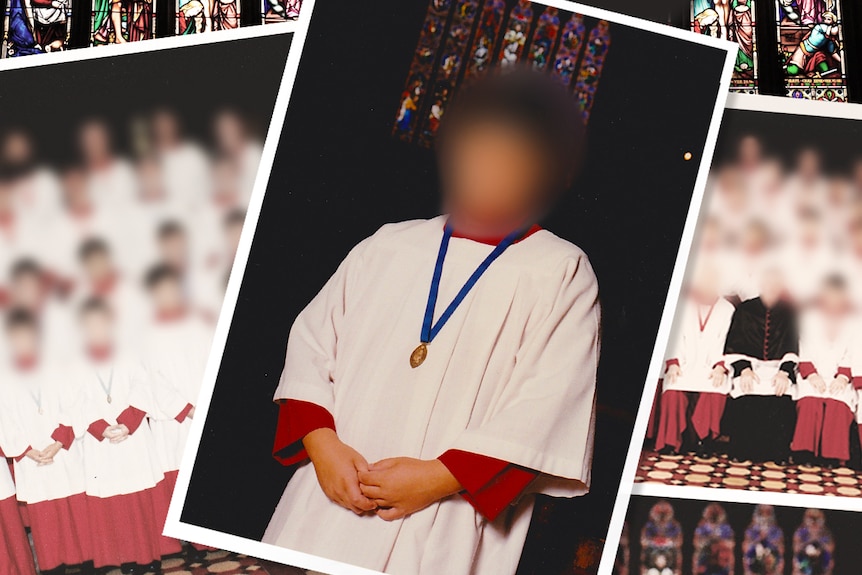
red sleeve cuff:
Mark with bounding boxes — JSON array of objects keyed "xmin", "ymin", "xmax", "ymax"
[
  {"xmin": 712, "ymin": 360, "xmax": 727, "ymax": 372},
  {"xmin": 439, "ymin": 450, "xmax": 538, "ymax": 521},
  {"xmin": 852, "ymin": 377, "xmax": 862, "ymax": 390},
  {"xmin": 836, "ymin": 367, "xmax": 852, "ymax": 381},
  {"xmin": 175, "ymin": 403, "xmax": 194, "ymax": 423},
  {"xmin": 117, "ymin": 406, "xmax": 148, "ymax": 434},
  {"xmin": 665, "ymin": 359, "xmax": 680, "ymax": 372},
  {"xmin": 799, "ymin": 361, "xmax": 818, "ymax": 379},
  {"xmin": 88, "ymin": 419, "xmax": 111, "ymax": 441},
  {"xmin": 51, "ymin": 424, "xmax": 75, "ymax": 450},
  {"xmin": 273, "ymin": 400, "xmax": 336, "ymax": 467},
  {"xmin": 13, "ymin": 445, "xmax": 33, "ymax": 462}
]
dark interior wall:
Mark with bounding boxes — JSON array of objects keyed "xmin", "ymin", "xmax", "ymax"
[
  {"xmin": 626, "ymin": 496, "xmax": 860, "ymax": 575},
  {"xmin": 180, "ymin": 1, "xmax": 729, "ymax": 573}
]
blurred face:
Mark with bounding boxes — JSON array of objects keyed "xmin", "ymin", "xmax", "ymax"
[
  {"xmin": 79, "ymin": 122, "xmax": 112, "ymax": 165},
  {"xmin": 6, "ymin": 325, "xmax": 38, "ymax": 360},
  {"xmin": 820, "ymin": 283, "xmax": 848, "ymax": 314},
  {"xmin": 10, "ymin": 273, "xmax": 43, "ymax": 309},
  {"xmin": 214, "ymin": 112, "xmax": 245, "ymax": 153},
  {"xmin": 151, "ymin": 278, "xmax": 184, "ymax": 313},
  {"xmin": 741, "ymin": 223, "xmax": 767, "ymax": 253},
  {"xmin": 159, "ymin": 232, "xmax": 187, "ymax": 268},
  {"xmin": 441, "ymin": 120, "xmax": 550, "ymax": 231},
  {"xmin": 2, "ymin": 132, "xmax": 33, "ymax": 165},
  {"xmin": 81, "ymin": 309, "xmax": 114, "ymax": 348},
  {"xmin": 83, "ymin": 251, "xmax": 113, "ymax": 281},
  {"xmin": 759, "ymin": 270, "xmax": 784, "ymax": 305},
  {"xmin": 797, "ymin": 149, "xmax": 821, "ymax": 180},
  {"xmin": 152, "ymin": 111, "xmax": 180, "ymax": 149},
  {"xmin": 738, "ymin": 136, "xmax": 762, "ymax": 166},
  {"xmin": 63, "ymin": 170, "xmax": 89, "ymax": 209}
]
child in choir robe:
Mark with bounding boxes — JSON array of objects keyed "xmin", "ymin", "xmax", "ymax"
[
  {"xmin": 790, "ymin": 276, "xmax": 857, "ymax": 466},
  {"xmin": 0, "ymin": 379, "xmax": 37, "ymax": 575},
  {"xmin": 78, "ymin": 119, "xmax": 138, "ymax": 213},
  {"xmin": 723, "ymin": 268, "xmax": 799, "ymax": 464},
  {"xmin": 656, "ymin": 262, "xmax": 734, "ymax": 456},
  {"xmin": 150, "ymin": 109, "xmax": 213, "ymax": 212},
  {"xmin": 1, "ymin": 309, "xmax": 94, "ymax": 575},
  {"xmin": 140, "ymin": 264, "xmax": 209, "ymax": 557},
  {"xmin": 263, "ymin": 70, "xmax": 597, "ymax": 575},
  {"xmin": 72, "ymin": 298, "xmax": 170, "ymax": 573}
]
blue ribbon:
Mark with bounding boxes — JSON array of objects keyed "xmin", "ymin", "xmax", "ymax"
[{"xmin": 420, "ymin": 223, "xmax": 526, "ymax": 344}]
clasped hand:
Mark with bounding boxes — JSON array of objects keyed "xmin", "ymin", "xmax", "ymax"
[{"xmin": 303, "ymin": 428, "xmax": 461, "ymax": 521}]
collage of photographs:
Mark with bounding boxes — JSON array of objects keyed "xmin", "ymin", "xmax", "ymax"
[{"xmin": 0, "ymin": 1, "xmax": 860, "ymax": 575}]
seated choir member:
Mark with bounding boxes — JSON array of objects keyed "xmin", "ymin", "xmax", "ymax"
[
  {"xmin": 262, "ymin": 69, "xmax": 598, "ymax": 575},
  {"xmin": 2, "ymin": 309, "xmax": 94, "ymax": 575},
  {"xmin": 723, "ymin": 268, "xmax": 799, "ymax": 464},
  {"xmin": 656, "ymin": 262, "xmax": 734, "ymax": 456},
  {"xmin": 790, "ymin": 275, "xmax": 857, "ymax": 466},
  {"xmin": 72, "ymin": 298, "xmax": 169, "ymax": 573}
]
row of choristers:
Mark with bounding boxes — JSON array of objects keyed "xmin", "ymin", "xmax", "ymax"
[
  {"xmin": 0, "ymin": 108, "xmax": 259, "ymax": 574},
  {"xmin": 653, "ymin": 137, "xmax": 862, "ymax": 467}
]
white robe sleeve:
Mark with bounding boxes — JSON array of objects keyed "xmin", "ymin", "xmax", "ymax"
[
  {"xmin": 449, "ymin": 251, "xmax": 599, "ymax": 496},
  {"xmin": 272, "ymin": 238, "xmax": 372, "ymax": 412}
]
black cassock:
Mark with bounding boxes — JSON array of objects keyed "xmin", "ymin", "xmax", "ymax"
[{"xmin": 722, "ymin": 297, "xmax": 799, "ymax": 463}]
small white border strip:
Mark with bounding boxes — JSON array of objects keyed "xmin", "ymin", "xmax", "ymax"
[
  {"xmin": 163, "ymin": 2, "xmax": 738, "ymax": 574},
  {"xmin": 631, "ymin": 481, "xmax": 862, "ymax": 513},
  {"xmin": 0, "ymin": 20, "xmax": 299, "ymax": 72},
  {"xmin": 598, "ymin": 94, "xmax": 862, "ymax": 574}
]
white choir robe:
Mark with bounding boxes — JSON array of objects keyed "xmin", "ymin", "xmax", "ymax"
[
  {"xmin": 158, "ymin": 143, "xmax": 213, "ymax": 211},
  {"xmin": 141, "ymin": 314, "xmax": 213, "ymax": 474},
  {"xmin": 724, "ymin": 250, "xmax": 769, "ymax": 303},
  {"xmin": 12, "ymin": 167, "xmax": 63, "ymax": 220},
  {"xmin": 794, "ymin": 309, "xmax": 857, "ymax": 408},
  {"xmin": 662, "ymin": 297, "xmax": 735, "ymax": 395},
  {"xmin": 86, "ymin": 159, "xmax": 139, "ymax": 214},
  {"xmin": 70, "ymin": 355, "xmax": 166, "ymax": 497},
  {"xmin": 44, "ymin": 205, "xmax": 120, "ymax": 283},
  {"xmin": 2, "ymin": 364, "xmax": 94, "ymax": 569},
  {"xmin": 0, "ymin": 399, "xmax": 36, "ymax": 575},
  {"xmin": 70, "ymin": 354, "xmax": 167, "ymax": 567},
  {"xmin": 262, "ymin": 217, "xmax": 598, "ymax": 575},
  {"xmin": 780, "ymin": 241, "xmax": 838, "ymax": 305},
  {"xmin": 237, "ymin": 142, "xmax": 263, "ymax": 207}
]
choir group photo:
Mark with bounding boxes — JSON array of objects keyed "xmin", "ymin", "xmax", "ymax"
[
  {"xmin": 168, "ymin": 1, "xmax": 736, "ymax": 575},
  {"xmin": 637, "ymin": 101, "xmax": 862, "ymax": 499},
  {"xmin": 0, "ymin": 30, "xmax": 292, "ymax": 575},
  {"xmin": 1, "ymin": 0, "xmax": 862, "ymax": 575}
]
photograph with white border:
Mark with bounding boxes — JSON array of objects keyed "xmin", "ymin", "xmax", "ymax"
[{"xmin": 165, "ymin": 1, "xmax": 737, "ymax": 574}]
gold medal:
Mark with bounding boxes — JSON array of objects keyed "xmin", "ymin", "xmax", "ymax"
[{"xmin": 410, "ymin": 343, "xmax": 428, "ymax": 369}]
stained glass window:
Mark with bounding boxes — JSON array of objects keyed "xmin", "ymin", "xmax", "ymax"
[
  {"xmin": 91, "ymin": 0, "xmax": 154, "ymax": 44},
  {"xmin": 775, "ymin": 0, "xmax": 847, "ymax": 101},
  {"xmin": 177, "ymin": 0, "xmax": 239, "ymax": 34},
  {"xmin": 394, "ymin": 1, "xmax": 612, "ymax": 146},
  {"xmin": 262, "ymin": 0, "xmax": 300, "ymax": 23},
  {"xmin": 499, "ymin": 0, "xmax": 533, "ymax": 68},
  {"xmin": 574, "ymin": 20, "xmax": 610, "ymax": 123},
  {"xmin": 691, "ymin": 0, "xmax": 758, "ymax": 93},
  {"xmin": 3, "ymin": 0, "xmax": 72, "ymax": 57}
]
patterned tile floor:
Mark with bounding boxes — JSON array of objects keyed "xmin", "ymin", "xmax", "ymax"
[
  {"xmin": 635, "ymin": 448, "xmax": 862, "ymax": 496},
  {"xmin": 57, "ymin": 548, "xmax": 288, "ymax": 575}
]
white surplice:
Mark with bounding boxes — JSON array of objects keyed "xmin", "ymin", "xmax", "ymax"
[
  {"xmin": 141, "ymin": 315, "xmax": 213, "ymax": 473},
  {"xmin": 662, "ymin": 297, "xmax": 735, "ymax": 395},
  {"xmin": 69, "ymin": 354, "xmax": 166, "ymax": 497},
  {"xmin": 263, "ymin": 216, "xmax": 599, "ymax": 575},
  {"xmin": 795, "ymin": 308, "xmax": 858, "ymax": 409}
]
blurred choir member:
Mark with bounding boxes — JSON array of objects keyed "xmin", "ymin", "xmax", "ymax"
[
  {"xmin": 791, "ymin": 276, "xmax": 857, "ymax": 466},
  {"xmin": 140, "ymin": 264, "xmax": 210, "ymax": 556},
  {"xmin": 1, "ymin": 130, "xmax": 62, "ymax": 219},
  {"xmin": 212, "ymin": 109, "xmax": 263, "ymax": 208},
  {"xmin": 0, "ymin": 373, "xmax": 37, "ymax": 575},
  {"xmin": 79, "ymin": 120, "xmax": 138, "ymax": 213},
  {"xmin": 71, "ymin": 298, "xmax": 165, "ymax": 573},
  {"xmin": 723, "ymin": 269, "xmax": 799, "ymax": 464},
  {"xmin": 3, "ymin": 310, "xmax": 94, "ymax": 575},
  {"xmin": 656, "ymin": 262, "xmax": 734, "ymax": 456},
  {"xmin": 151, "ymin": 109, "xmax": 212, "ymax": 212}
]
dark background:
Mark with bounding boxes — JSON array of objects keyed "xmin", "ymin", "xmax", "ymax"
[
  {"xmin": 710, "ymin": 108, "xmax": 862, "ymax": 173},
  {"xmin": 180, "ymin": 1, "xmax": 730, "ymax": 573},
  {"xmin": 0, "ymin": 32, "xmax": 291, "ymax": 162},
  {"xmin": 625, "ymin": 496, "xmax": 859, "ymax": 575}
]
